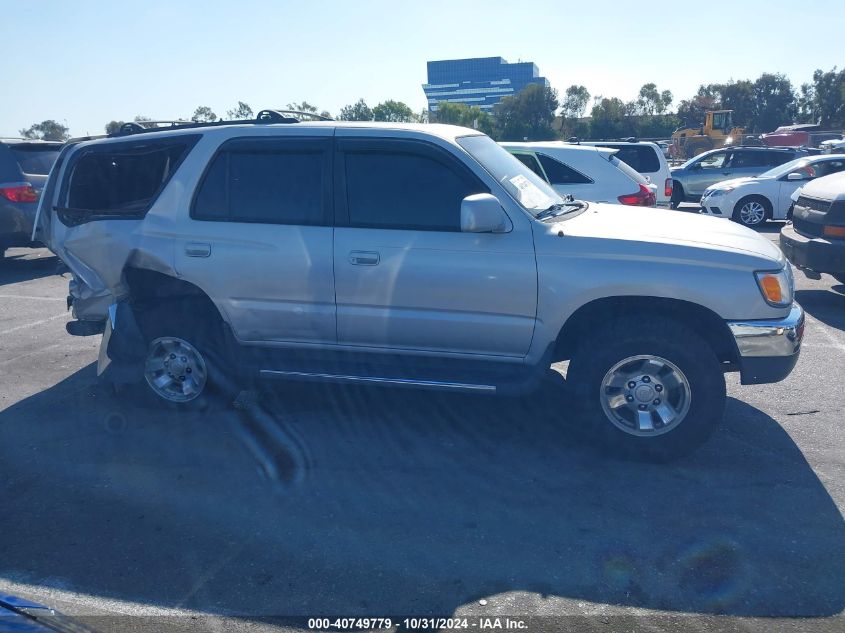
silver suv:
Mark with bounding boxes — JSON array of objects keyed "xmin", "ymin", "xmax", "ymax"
[{"xmin": 38, "ymin": 112, "xmax": 804, "ymax": 460}]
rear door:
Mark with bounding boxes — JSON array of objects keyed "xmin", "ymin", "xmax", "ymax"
[
  {"xmin": 332, "ymin": 136, "xmax": 537, "ymax": 357},
  {"xmin": 175, "ymin": 135, "xmax": 336, "ymax": 344}
]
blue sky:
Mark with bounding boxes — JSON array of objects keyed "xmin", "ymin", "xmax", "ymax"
[{"xmin": 1, "ymin": 0, "xmax": 842, "ymax": 136}]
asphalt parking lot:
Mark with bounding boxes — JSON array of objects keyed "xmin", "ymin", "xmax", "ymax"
[{"xmin": 1, "ymin": 224, "xmax": 844, "ymax": 632}]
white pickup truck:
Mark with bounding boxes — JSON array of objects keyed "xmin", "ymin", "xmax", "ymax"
[{"xmin": 35, "ymin": 113, "xmax": 804, "ymax": 460}]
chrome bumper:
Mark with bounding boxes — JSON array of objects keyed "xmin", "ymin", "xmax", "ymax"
[{"xmin": 727, "ymin": 303, "xmax": 804, "ymax": 358}]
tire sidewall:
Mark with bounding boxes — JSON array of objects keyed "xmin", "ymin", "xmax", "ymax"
[{"xmin": 568, "ymin": 327, "xmax": 726, "ymax": 461}]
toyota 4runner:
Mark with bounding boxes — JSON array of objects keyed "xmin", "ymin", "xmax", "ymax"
[{"xmin": 36, "ymin": 112, "xmax": 804, "ymax": 460}]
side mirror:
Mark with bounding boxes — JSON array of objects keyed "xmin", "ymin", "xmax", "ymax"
[
  {"xmin": 786, "ymin": 172, "xmax": 806, "ymax": 181},
  {"xmin": 460, "ymin": 194, "xmax": 512, "ymax": 233}
]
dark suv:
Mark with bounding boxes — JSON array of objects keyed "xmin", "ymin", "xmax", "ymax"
[
  {"xmin": 0, "ymin": 138, "xmax": 62, "ymax": 260},
  {"xmin": 670, "ymin": 146, "xmax": 812, "ymax": 208}
]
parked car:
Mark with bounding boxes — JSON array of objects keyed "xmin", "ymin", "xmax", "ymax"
[
  {"xmin": 820, "ymin": 138, "xmax": 845, "ymax": 154},
  {"xmin": 761, "ymin": 124, "xmax": 842, "ymax": 149},
  {"xmin": 37, "ymin": 114, "xmax": 803, "ymax": 460},
  {"xmin": 501, "ymin": 142, "xmax": 657, "ymax": 206},
  {"xmin": 670, "ymin": 146, "xmax": 812, "ymax": 208},
  {"xmin": 700, "ymin": 155, "xmax": 845, "ymax": 226},
  {"xmin": 577, "ymin": 140, "xmax": 673, "ymax": 205},
  {"xmin": 781, "ymin": 170, "xmax": 845, "ymax": 285},
  {"xmin": 0, "ymin": 138, "xmax": 62, "ymax": 260}
]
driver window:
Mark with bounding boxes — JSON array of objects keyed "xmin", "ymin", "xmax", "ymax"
[
  {"xmin": 815, "ymin": 160, "xmax": 845, "ymax": 178},
  {"xmin": 697, "ymin": 152, "xmax": 727, "ymax": 169}
]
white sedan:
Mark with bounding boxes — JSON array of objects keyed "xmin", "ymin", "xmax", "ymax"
[{"xmin": 699, "ymin": 155, "xmax": 845, "ymax": 227}]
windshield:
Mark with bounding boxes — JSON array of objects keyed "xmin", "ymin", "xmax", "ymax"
[
  {"xmin": 759, "ymin": 157, "xmax": 812, "ymax": 179},
  {"xmin": 456, "ymin": 135, "xmax": 563, "ymax": 215}
]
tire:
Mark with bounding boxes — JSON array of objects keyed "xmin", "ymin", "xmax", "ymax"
[
  {"xmin": 669, "ymin": 182, "xmax": 685, "ymax": 209},
  {"xmin": 566, "ymin": 315, "xmax": 726, "ymax": 461},
  {"xmin": 732, "ymin": 195, "xmax": 771, "ymax": 227},
  {"xmin": 123, "ymin": 300, "xmax": 238, "ymax": 410}
]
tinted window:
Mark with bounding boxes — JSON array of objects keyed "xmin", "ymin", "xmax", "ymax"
[
  {"xmin": 193, "ymin": 145, "xmax": 326, "ymax": 225},
  {"xmin": 595, "ymin": 144, "xmax": 660, "ymax": 173},
  {"xmin": 345, "ymin": 151, "xmax": 482, "ymax": 231},
  {"xmin": 537, "ymin": 154, "xmax": 592, "ymax": 184},
  {"xmin": 67, "ymin": 139, "xmax": 195, "ymax": 214},
  {"xmin": 10, "ymin": 146, "xmax": 60, "ymax": 175},
  {"xmin": 767, "ymin": 151, "xmax": 796, "ymax": 167},
  {"xmin": 730, "ymin": 151, "xmax": 772, "ymax": 169},
  {"xmin": 512, "ymin": 153, "xmax": 546, "ymax": 180}
]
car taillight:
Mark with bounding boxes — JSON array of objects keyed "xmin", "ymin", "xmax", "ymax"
[
  {"xmin": 618, "ymin": 184, "xmax": 656, "ymax": 207},
  {"xmin": 664, "ymin": 178, "xmax": 673, "ymax": 198},
  {"xmin": 0, "ymin": 183, "xmax": 38, "ymax": 203}
]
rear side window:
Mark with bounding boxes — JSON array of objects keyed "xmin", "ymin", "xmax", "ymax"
[
  {"xmin": 63, "ymin": 136, "xmax": 198, "ymax": 221},
  {"xmin": 344, "ymin": 151, "xmax": 484, "ymax": 231},
  {"xmin": 537, "ymin": 154, "xmax": 592, "ymax": 184},
  {"xmin": 10, "ymin": 146, "xmax": 60, "ymax": 175},
  {"xmin": 192, "ymin": 138, "xmax": 329, "ymax": 225},
  {"xmin": 595, "ymin": 144, "xmax": 660, "ymax": 173}
]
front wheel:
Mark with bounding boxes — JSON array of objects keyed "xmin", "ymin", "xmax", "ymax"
[
  {"xmin": 566, "ymin": 316, "xmax": 726, "ymax": 461},
  {"xmin": 733, "ymin": 196, "xmax": 771, "ymax": 227}
]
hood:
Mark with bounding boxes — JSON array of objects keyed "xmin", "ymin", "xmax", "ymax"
[
  {"xmin": 539, "ymin": 203, "xmax": 784, "ymax": 269},
  {"xmin": 705, "ymin": 176, "xmax": 759, "ymax": 191}
]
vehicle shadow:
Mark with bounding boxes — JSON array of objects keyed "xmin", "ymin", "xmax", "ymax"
[
  {"xmin": 796, "ymin": 288, "xmax": 845, "ymax": 331},
  {"xmin": 0, "ymin": 365, "xmax": 842, "ymax": 622},
  {"xmin": 754, "ymin": 222, "xmax": 786, "ymax": 235},
  {"xmin": 0, "ymin": 249, "xmax": 60, "ymax": 286}
]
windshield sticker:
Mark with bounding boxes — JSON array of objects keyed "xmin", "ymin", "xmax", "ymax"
[{"xmin": 508, "ymin": 174, "xmax": 552, "ymax": 209}]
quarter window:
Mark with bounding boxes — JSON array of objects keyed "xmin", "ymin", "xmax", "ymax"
[
  {"xmin": 537, "ymin": 154, "xmax": 592, "ymax": 184},
  {"xmin": 344, "ymin": 151, "xmax": 484, "ymax": 231},
  {"xmin": 66, "ymin": 137, "xmax": 197, "ymax": 216}
]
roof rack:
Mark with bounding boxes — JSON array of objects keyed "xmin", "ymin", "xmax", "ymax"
[{"xmin": 109, "ymin": 109, "xmax": 334, "ymax": 138}]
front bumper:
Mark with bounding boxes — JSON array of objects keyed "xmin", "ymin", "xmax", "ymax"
[
  {"xmin": 780, "ymin": 223, "xmax": 845, "ymax": 276},
  {"xmin": 726, "ymin": 303, "xmax": 804, "ymax": 385}
]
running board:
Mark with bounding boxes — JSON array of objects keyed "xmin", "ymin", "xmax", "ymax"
[{"xmin": 259, "ymin": 369, "xmax": 497, "ymax": 393}]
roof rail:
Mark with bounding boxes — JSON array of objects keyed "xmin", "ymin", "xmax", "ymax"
[
  {"xmin": 256, "ymin": 109, "xmax": 333, "ymax": 122},
  {"xmin": 108, "ymin": 109, "xmax": 334, "ymax": 138}
]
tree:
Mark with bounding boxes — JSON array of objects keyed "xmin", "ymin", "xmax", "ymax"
[
  {"xmin": 811, "ymin": 67, "xmax": 845, "ymax": 128},
  {"xmin": 191, "ymin": 106, "xmax": 218, "ymax": 123},
  {"xmin": 753, "ymin": 73, "xmax": 796, "ymax": 132},
  {"xmin": 588, "ymin": 97, "xmax": 630, "ymax": 139},
  {"xmin": 676, "ymin": 93, "xmax": 719, "ymax": 128},
  {"xmin": 286, "ymin": 101, "xmax": 318, "ymax": 113},
  {"xmin": 431, "ymin": 102, "xmax": 494, "ymax": 136},
  {"xmin": 338, "ymin": 99, "xmax": 373, "ymax": 121},
  {"xmin": 635, "ymin": 83, "xmax": 672, "ymax": 116},
  {"xmin": 19, "ymin": 120, "xmax": 70, "ymax": 141},
  {"xmin": 493, "ymin": 84, "xmax": 559, "ymax": 141},
  {"xmin": 226, "ymin": 101, "xmax": 253, "ymax": 120},
  {"xmin": 560, "ymin": 85, "xmax": 590, "ymax": 119},
  {"xmin": 105, "ymin": 120, "xmax": 124, "ymax": 134},
  {"xmin": 372, "ymin": 100, "xmax": 417, "ymax": 123},
  {"xmin": 796, "ymin": 83, "xmax": 816, "ymax": 124},
  {"xmin": 718, "ymin": 80, "xmax": 755, "ymax": 129}
]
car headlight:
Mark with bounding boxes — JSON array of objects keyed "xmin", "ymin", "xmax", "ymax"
[{"xmin": 755, "ymin": 266, "xmax": 794, "ymax": 307}]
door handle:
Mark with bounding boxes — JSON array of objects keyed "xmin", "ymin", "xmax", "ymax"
[
  {"xmin": 349, "ymin": 250, "xmax": 380, "ymax": 266},
  {"xmin": 185, "ymin": 242, "xmax": 211, "ymax": 258}
]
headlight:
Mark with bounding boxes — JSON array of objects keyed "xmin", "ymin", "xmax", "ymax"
[
  {"xmin": 755, "ymin": 267, "xmax": 794, "ymax": 307},
  {"xmin": 706, "ymin": 188, "xmax": 730, "ymax": 197}
]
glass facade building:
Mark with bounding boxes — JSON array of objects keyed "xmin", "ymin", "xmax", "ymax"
[{"xmin": 422, "ymin": 57, "xmax": 549, "ymax": 113}]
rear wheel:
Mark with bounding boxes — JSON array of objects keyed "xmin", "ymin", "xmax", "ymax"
[
  {"xmin": 566, "ymin": 316, "xmax": 726, "ymax": 461},
  {"xmin": 733, "ymin": 195, "xmax": 771, "ymax": 227},
  {"xmin": 123, "ymin": 301, "xmax": 238, "ymax": 409}
]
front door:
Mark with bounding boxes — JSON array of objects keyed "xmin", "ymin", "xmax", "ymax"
[{"xmin": 332, "ymin": 137, "xmax": 537, "ymax": 357}]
